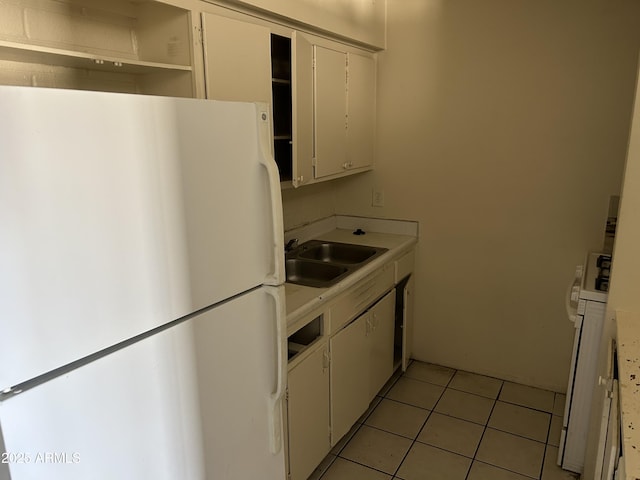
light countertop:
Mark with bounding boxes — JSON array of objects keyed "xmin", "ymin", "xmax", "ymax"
[
  {"xmin": 616, "ymin": 310, "xmax": 640, "ymax": 479},
  {"xmin": 285, "ymin": 224, "xmax": 417, "ymax": 332}
]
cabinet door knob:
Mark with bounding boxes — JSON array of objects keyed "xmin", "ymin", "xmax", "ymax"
[
  {"xmin": 322, "ymin": 350, "xmax": 330, "ymax": 370},
  {"xmin": 342, "ymin": 162, "xmax": 349, "ymax": 169}
]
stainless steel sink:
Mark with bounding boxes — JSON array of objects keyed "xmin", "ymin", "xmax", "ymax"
[
  {"xmin": 285, "ymin": 240, "xmax": 387, "ymax": 288},
  {"xmin": 285, "ymin": 258, "xmax": 348, "ymax": 288},
  {"xmin": 298, "ymin": 242, "xmax": 379, "ymax": 264}
]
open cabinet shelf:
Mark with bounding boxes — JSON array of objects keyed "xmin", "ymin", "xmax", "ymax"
[
  {"xmin": 271, "ymin": 33, "xmax": 293, "ymax": 182},
  {"xmin": 0, "ymin": 40, "xmax": 193, "ymax": 75},
  {"xmin": 0, "ymin": 0, "xmax": 195, "ymax": 97}
]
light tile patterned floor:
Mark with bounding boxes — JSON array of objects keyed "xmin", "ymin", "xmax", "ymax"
[{"xmin": 308, "ymin": 361, "xmax": 579, "ymax": 480}]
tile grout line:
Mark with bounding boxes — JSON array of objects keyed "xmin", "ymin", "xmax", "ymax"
[
  {"xmin": 470, "ymin": 459, "xmax": 540, "ymax": 480},
  {"xmin": 316, "ymin": 363, "xmax": 563, "ymax": 480},
  {"xmin": 330, "ymin": 456, "xmax": 398, "ymax": 478},
  {"xmin": 389, "ymin": 367, "xmax": 458, "ymax": 479},
  {"xmin": 538, "ymin": 404, "xmax": 556, "ymax": 480},
  {"xmin": 466, "ymin": 397, "xmax": 546, "ymax": 480},
  {"xmin": 319, "ymin": 364, "xmax": 407, "ymax": 480},
  {"xmin": 465, "ymin": 382, "xmax": 557, "ymax": 480},
  {"xmin": 463, "ymin": 380, "xmax": 503, "ymax": 480}
]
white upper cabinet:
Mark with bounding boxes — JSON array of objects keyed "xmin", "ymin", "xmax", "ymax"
[
  {"xmin": 220, "ymin": 0, "xmax": 385, "ymax": 49},
  {"xmin": 201, "ymin": 12, "xmax": 271, "ymax": 103},
  {"xmin": 0, "ymin": 2, "xmax": 377, "ymax": 185},
  {"xmin": 0, "ymin": 0, "xmax": 197, "ymax": 97},
  {"xmin": 292, "ymin": 34, "xmax": 376, "ymax": 185},
  {"xmin": 313, "ymin": 45, "xmax": 348, "ymax": 179},
  {"xmin": 290, "ymin": 31, "xmax": 314, "ymax": 187},
  {"xmin": 313, "ymin": 47, "xmax": 376, "ymax": 178},
  {"xmin": 347, "ymin": 52, "xmax": 376, "ymax": 171}
]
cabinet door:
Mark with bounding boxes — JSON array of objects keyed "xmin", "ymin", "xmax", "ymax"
[
  {"xmin": 369, "ymin": 290, "xmax": 396, "ymax": 399},
  {"xmin": 313, "ymin": 45, "xmax": 348, "ymax": 179},
  {"xmin": 330, "ymin": 314, "xmax": 369, "ymax": 445},
  {"xmin": 292, "ymin": 32, "xmax": 314, "ymax": 187},
  {"xmin": 287, "ymin": 343, "xmax": 331, "ymax": 480},
  {"xmin": 347, "ymin": 52, "xmax": 376, "ymax": 170},
  {"xmin": 600, "ymin": 379, "xmax": 620, "ymax": 480},
  {"xmin": 201, "ymin": 13, "xmax": 272, "ymax": 103},
  {"xmin": 402, "ymin": 275, "xmax": 415, "ymax": 372}
]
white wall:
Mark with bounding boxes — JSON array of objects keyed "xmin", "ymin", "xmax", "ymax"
[
  {"xmin": 281, "ymin": 183, "xmax": 337, "ymax": 232},
  {"xmin": 333, "ymin": 0, "xmax": 640, "ymax": 391}
]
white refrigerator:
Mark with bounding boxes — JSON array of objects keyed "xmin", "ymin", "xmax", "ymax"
[{"xmin": 0, "ymin": 86, "xmax": 287, "ymax": 480}]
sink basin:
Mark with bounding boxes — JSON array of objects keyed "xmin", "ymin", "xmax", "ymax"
[
  {"xmin": 285, "ymin": 240, "xmax": 388, "ymax": 287},
  {"xmin": 298, "ymin": 242, "xmax": 379, "ymax": 264},
  {"xmin": 285, "ymin": 258, "xmax": 348, "ymax": 288}
]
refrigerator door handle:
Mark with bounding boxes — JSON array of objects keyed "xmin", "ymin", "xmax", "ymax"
[
  {"xmin": 265, "ymin": 285, "xmax": 287, "ymax": 455},
  {"xmin": 256, "ymin": 103, "xmax": 286, "ymax": 286}
]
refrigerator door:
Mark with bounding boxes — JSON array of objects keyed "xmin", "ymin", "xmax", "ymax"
[
  {"xmin": 0, "ymin": 86, "xmax": 284, "ymax": 389},
  {"xmin": 0, "ymin": 286, "xmax": 286, "ymax": 480}
]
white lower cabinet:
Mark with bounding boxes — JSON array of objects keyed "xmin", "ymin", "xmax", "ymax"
[
  {"xmin": 401, "ymin": 274, "xmax": 415, "ymax": 371},
  {"xmin": 330, "ymin": 289, "xmax": 396, "ymax": 445},
  {"xmin": 313, "ymin": 44, "xmax": 348, "ymax": 179},
  {"xmin": 287, "ymin": 342, "xmax": 331, "ymax": 480},
  {"xmin": 287, "ymin": 249, "xmax": 415, "ymax": 479},
  {"xmin": 368, "ymin": 290, "xmax": 396, "ymax": 400},
  {"xmin": 329, "ymin": 313, "xmax": 370, "ymax": 445}
]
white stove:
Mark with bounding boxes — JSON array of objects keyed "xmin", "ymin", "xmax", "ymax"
[
  {"xmin": 558, "ymin": 253, "xmax": 610, "ymax": 473},
  {"xmin": 581, "ymin": 252, "xmax": 611, "ymax": 300}
]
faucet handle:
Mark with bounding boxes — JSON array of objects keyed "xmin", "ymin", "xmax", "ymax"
[{"xmin": 285, "ymin": 238, "xmax": 299, "ymax": 252}]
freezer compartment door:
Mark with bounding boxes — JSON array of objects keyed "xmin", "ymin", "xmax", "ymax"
[
  {"xmin": 0, "ymin": 86, "xmax": 284, "ymax": 389},
  {"xmin": 0, "ymin": 286, "xmax": 286, "ymax": 480}
]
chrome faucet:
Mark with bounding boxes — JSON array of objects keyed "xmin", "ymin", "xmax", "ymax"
[{"xmin": 285, "ymin": 238, "xmax": 299, "ymax": 253}]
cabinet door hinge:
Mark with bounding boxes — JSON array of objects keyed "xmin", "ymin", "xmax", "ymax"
[
  {"xmin": 194, "ymin": 25, "xmax": 203, "ymax": 46},
  {"xmin": 285, "ymin": 386, "xmax": 289, "ymax": 402}
]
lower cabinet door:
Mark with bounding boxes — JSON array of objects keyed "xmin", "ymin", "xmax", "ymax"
[
  {"xmin": 330, "ymin": 314, "xmax": 369, "ymax": 445},
  {"xmin": 369, "ymin": 290, "xmax": 396, "ymax": 399},
  {"xmin": 402, "ymin": 275, "xmax": 415, "ymax": 372},
  {"xmin": 287, "ymin": 343, "xmax": 331, "ymax": 480}
]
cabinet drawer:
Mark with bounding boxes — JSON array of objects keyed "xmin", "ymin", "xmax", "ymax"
[
  {"xmin": 329, "ymin": 262, "xmax": 394, "ymax": 334},
  {"xmin": 395, "ymin": 250, "xmax": 415, "ymax": 283}
]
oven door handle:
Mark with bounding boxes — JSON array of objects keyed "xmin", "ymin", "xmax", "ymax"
[{"xmin": 565, "ymin": 265, "xmax": 583, "ymax": 323}]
